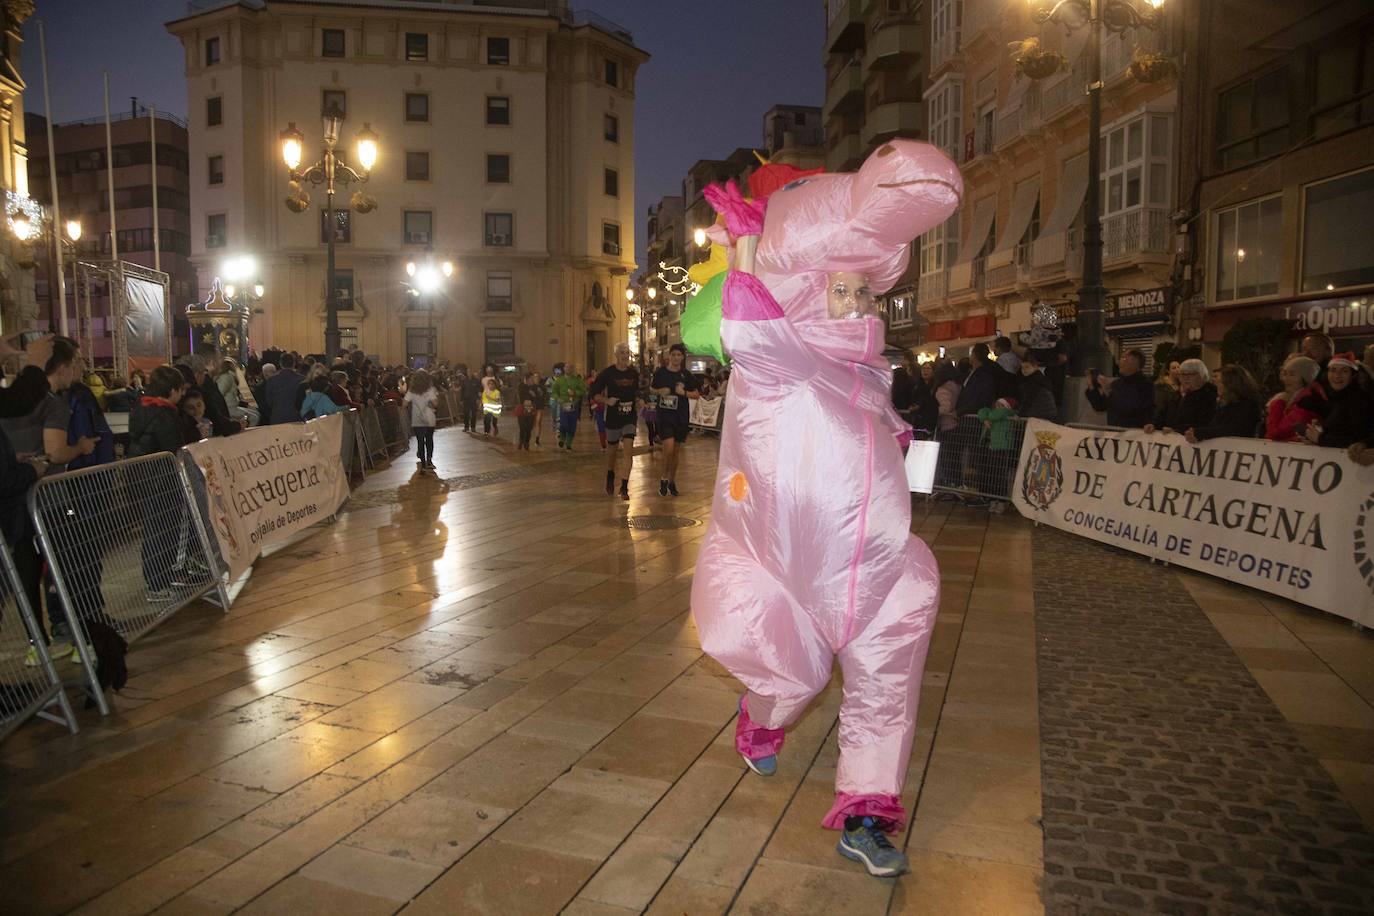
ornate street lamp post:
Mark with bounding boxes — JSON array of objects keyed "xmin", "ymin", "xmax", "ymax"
[
  {"xmin": 279, "ymin": 106, "xmax": 378, "ymax": 359},
  {"xmin": 1020, "ymin": 0, "xmax": 1166, "ymax": 376}
]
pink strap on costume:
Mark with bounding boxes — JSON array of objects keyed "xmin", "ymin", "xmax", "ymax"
[
  {"xmin": 723, "ymin": 271, "xmax": 785, "ymax": 322},
  {"xmin": 821, "ymin": 792, "xmax": 907, "ymax": 833}
]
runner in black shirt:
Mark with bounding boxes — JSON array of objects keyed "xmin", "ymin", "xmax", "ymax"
[
  {"xmin": 589, "ymin": 342, "xmax": 643, "ymax": 500},
  {"xmin": 650, "ymin": 343, "xmax": 701, "ymax": 496}
]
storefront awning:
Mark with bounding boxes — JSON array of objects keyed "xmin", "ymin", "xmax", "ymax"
[
  {"xmin": 991, "ymin": 178, "xmax": 1041, "ymax": 256},
  {"xmin": 953, "ymin": 196, "xmax": 998, "ymax": 265},
  {"xmin": 1040, "ymin": 153, "xmax": 1088, "ymax": 238}
]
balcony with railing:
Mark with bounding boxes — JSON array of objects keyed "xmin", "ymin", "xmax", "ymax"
[
  {"xmin": 918, "ymin": 268, "xmax": 950, "ymax": 311},
  {"xmin": 827, "ymin": 0, "xmax": 865, "ymax": 53},
  {"xmin": 931, "ymin": 27, "xmax": 961, "ymax": 73},
  {"xmin": 1103, "ymin": 207, "xmax": 1171, "ymax": 262},
  {"xmin": 862, "ymin": 100, "xmax": 924, "ymax": 148},
  {"xmin": 1041, "ymin": 54, "xmax": 1088, "ymax": 122},
  {"xmin": 825, "ymin": 58, "xmax": 864, "ymax": 116},
  {"xmin": 864, "ymin": 16, "xmax": 923, "ymax": 71},
  {"xmin": 995, "ymin": 84, "xmax": 1042, "ymax": 149},
  {"xmin": 1030, "ymin": 226, "xmax": 1083, "ymax": 280},
  {"xmin": 1102, "ymin": 28, "xmax": 1165, "ymax": 82}
]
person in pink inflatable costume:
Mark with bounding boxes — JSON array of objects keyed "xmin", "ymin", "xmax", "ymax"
[{"xmin": 691, "ymin": 140, "xmax": 963, "ymax": 878}]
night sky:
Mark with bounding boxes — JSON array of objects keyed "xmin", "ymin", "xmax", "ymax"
[{"xmin": 22, "ymin": 0, "xmax": 825, "ymax": 260}]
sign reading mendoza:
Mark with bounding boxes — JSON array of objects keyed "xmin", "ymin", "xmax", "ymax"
[
  {"xmin": 184, "ymin": 414, "xmax": 350, "ymax": 579},
  {"xmin": 1013, "ymin": 420, "xmax": 1374, "ymax": 627}
]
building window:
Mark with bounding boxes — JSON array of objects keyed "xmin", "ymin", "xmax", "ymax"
[
  {"xmin": 405, "ymin": 32, "xmax": 428, "ymax": 62},
  {"xmin": 486, "ymin": 153, "xmax": 511, "ymax": 184},
  {"xmin": 920, "ymin": 214, "xmax": 959, "ymax": 274},
  {"xmin": 331, "ymin": 270, "xmax": 354, "ymax": 309},
  {"xmin": 486, "ymin": 271, "xmax": 513, "ymax": 311},
  {"xmin": 407, "ymin": 326, "xmax": 436, "ymax": 361},
  {"xmin": 605, "ymin": 58, "xmax": 620, "ymax": 87},
  {"xmin": 927, "ymin": 78, "xmax": 963, "ymax": 163},
  {"xmin": 485, "ymin": 212, "xmax": 514, "ymax": 247},
  {"xmin": 887, "ymin": 295, "xmax": 912, "ymax": 328},
  {"xmin": 403, "ymin": 210, "xmax": 433, "ymax": 245},
  {"xmin": 602, "ymin": 222, "xmax": 621, "ymax": 256},
  {"xmin": 1301, "ymin": 167, "xmax": 1374, "ymax": 293},
  {"xmin": 1216, "ymin": 67, "xmax": 1290, "ymax": 170},
  {"xmin": 485, "ymin": 327, "xmax": 516, "ymax": 363},
  {"xmin": 1214, "ymin": 195, "xmax": 1282, "ymax": 303},
  {"xmin": 207, "ymin": 213, "xmax": 226, "ymax": 248},
  {"xmin": 405, "ymin": 92, "xmax": 429, "ymax": 122},
  {"xmin": 1309, "ymin": 25, "xmax": 1374, "ymax": 138},
  {"xmin": 1099, "ymin": 114, "xmax": 1171, "ymax": 215},
  {"xmin": 931, "ymin": 0, "xmax": 961, "ymax": 69},
  {"xmin": 604, "ymin": 114, "xmax": 619, "ymax": 143},
  {"xmin": 487, "ymin": 37, "xmax": 510, "ymax": 65},
  {"xmin": 604, "ymin": 167, "xmax": 619, "ymax": 197},
  {"xmin": 205, "ymin": 36, "xmax": 220, "ymax": 65},
  {"xmin": 323, "ymin": 89, "xmax": 347, "ymax": 119},
  {"xmin": 207, "ymin": 155, "xmax": 224, "ymax": 185},
  {"xmin": 405, "ymin": 151, "xmax": 430, "ymax": 181},
  {"xmin": 321, "ymin": 209, "xmax": 351, "ymax": 244},
  {"xmin": 795, "ymin": 111, "xmax": 808, "ymax": 126},
  {"xmin": 206, "ymin": 96, "xmax": 222, "ymax": 127},
  {"xmin": 322, "ymin": 28, "xmax": 345, "ymax": 58},
  {"xmin": 487, "ymin": 96, "xmax": 510, "ymax": 125}
]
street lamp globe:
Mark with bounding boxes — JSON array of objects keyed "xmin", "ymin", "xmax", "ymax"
[
  {"xmin": 280, "ymin": 123, "xmax": 304, "ymax": 171},
  {"xmin": 405, "ymin": 261, "xmax": 417, "ymax": 277},
  {"xmin": 625, "ymin": 287, "xmax": 635, "ymax": 301},
  {"xmin": 355, "ymin": 123, "xmax": 379, "ymax": 172},
  {"xmin": 693, "ymin": 228, "xmax": 708, "ymax": 247},
  {"xmin": 253, "ymin": 283, "xmax": 265, "ymax": 298},
  {"xmin": 441, "ymin": 261, "xmax": 454, "ymax": 278},
  {"xmin": 647, "ymin": 287, "xmax": 657, "ymax": 300},
  {"xmin": 415, "ymin": 265, "xmax": 441, "ymax": 294},
  {"xmin": 65, "ymin": 219, "xmax": 82, "ymax": 242},
  {"xmin": 224, "ymin": 284, "xmax": 237, "ymax": 299},
  {"xmin": 11, "ymin": 213, "xmax": 32, "ymax": 240}
]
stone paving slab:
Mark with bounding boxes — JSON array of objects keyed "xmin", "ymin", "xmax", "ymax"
[{"xmin": 1032, "ymin": 527, "xmax": 1374, "ymax": 915}]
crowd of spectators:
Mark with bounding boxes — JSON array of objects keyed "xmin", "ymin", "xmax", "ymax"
[{"xmin": 891, "ymin": 331, "xmax": 1374, "ymax": 495}]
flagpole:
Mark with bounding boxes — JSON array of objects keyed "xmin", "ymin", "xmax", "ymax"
[
  {"xmin": 150, "ymin": 104, "xmax": 160, "ymax": 273},
  {"xmin": 38, "ymin": 20, "xmax": 65, "ymax": 335},
  {"xmin": 103, "ymin": 72, "xmax": 118, "ymax": 265}
]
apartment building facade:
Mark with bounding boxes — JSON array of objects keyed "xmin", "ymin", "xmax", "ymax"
[
  {"xmin": 822, "ymin": 0, "xmax": 927, "ymax": 174},
  {"xmin": 1175, "ymin": 0, "xmax": 1374, "ymax": 361},
  {"xmin": 166, "ymin": 0, "xmax": 645, "ymax": 372},
  {"xmin": 27, "ymin": 109, "xmax": 198, "ymax": 361},
  {"xmin": 900, "ymin": 0, "xmax": 1178, "ymax": 369},
  {"xmin": 0, "ymin": 0, "xmax": 35, "ymax": 335}
]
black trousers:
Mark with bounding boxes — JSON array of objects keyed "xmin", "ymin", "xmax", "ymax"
[{"xmin": 414, "ymin": 426, "xmax": 435, "ymax": 462}]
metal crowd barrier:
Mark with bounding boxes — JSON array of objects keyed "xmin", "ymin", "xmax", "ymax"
[
  {"xmin": 29, "ymin": 452, "xmax": 229, "ymax": 715},
  {"xmin": 435, "ymin": 390, "xmax": 453, "ymax": 427},
  {"xmin": 688, "ymin": 394, "xmax": 727, "ymax": 434},
  {"xmin": 931, "ymin": 414, "xmax": 1029, "ymax": 503},
  {"xmin": 376, "ymin": 401, "xmax": 410, "ymax": 456},
  {"xmin": 360, "ymin": 407, "xmax": 390, "ymax": 465},
  {"xmin": 0, "ymin": 528, "xmax": 78, "ymax": 741}
]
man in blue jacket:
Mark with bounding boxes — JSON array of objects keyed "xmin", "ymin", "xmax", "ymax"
[{"xmin": 1084, "ymin": 349, "xmax": 1155, "ymax": 428}]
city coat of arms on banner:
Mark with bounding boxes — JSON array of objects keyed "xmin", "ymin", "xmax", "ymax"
[{"xmin": 1021, "ymin": 429, "xmax": 1064, "ymax": 510}]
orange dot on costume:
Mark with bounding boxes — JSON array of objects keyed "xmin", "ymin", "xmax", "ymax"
[{"xmin": 728, "ymin": 472, "xmax": 748, "ymax": 502}]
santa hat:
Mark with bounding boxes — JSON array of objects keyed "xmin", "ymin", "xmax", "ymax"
[
  {"xmin": 995, "ymin": 397, "xmax": 1018, "ymax": 410},
  {"xmin": 1329, "ymin": 352, "xmax": 1360, "ymax": 371}
]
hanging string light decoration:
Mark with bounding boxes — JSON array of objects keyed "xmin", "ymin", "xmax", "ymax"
[{"xmin": 657, "ymin": 261, "xmax": 699, "ymax": 299}]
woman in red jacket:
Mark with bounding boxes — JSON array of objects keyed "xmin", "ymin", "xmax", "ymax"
[{"xmin": 1266, "ymin": 355, "xmax": 1327, "ymax": 442}]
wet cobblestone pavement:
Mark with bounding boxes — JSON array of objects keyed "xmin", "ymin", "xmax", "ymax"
[{"xmin": 1033, "ymin": 527, "xmax": 1374, "ymax": 915}]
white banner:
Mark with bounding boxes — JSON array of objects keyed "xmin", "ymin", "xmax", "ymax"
[
  {"xmin": 1013, "ymin": 420, "xmax": 1374, "ymax": 627},
  {"xmin": 691, "ymin": 395, "xmax": 724, "ymax": 429},
  {"xmin": 184, "ymin": 414, "xmax": 350, "ymax": 580}
]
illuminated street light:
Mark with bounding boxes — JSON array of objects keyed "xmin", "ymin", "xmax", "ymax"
[{"xmin": 64, "ymin": 219, "xmax": 81, "ymax": 242}]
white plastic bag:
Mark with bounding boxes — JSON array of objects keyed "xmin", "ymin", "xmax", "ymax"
[{"xmin": 905, "ymin": 439, "xmax": 939, "ymax": 494}]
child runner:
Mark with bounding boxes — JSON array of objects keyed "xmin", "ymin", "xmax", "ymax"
[
  {"xmin": 481, "ymin": 376, "xmax": 503, "ymax": 437},
  {"xmin": 651, "ymin": 342, "xmax": 700, "ymax": 496},
  {"xmin": 404, "ymin": 368, "xmax": 438, "ymax": 470},
  {"xmin": 551, "ymin": 365, "xmax": 586, "ymax": 449}
]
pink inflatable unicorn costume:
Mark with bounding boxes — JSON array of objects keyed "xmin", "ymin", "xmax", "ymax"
[{"xmin": 691, "ymin": 140, "xmax": 962, "ymax": 876}]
